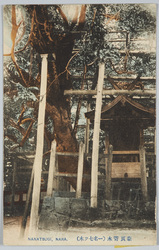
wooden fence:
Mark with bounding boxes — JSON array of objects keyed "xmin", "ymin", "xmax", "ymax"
[{"xmin": 46, "ymin": 140, "xmax": 148, "ymax": 203}]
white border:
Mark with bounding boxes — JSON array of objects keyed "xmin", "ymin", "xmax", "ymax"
[{"xmin": 0, "ymin": 1, "xmax": 159, "ymax": 249}]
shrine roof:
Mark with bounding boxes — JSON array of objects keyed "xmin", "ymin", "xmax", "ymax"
[{"xmin": 85, "ymin": 95, "xmax": 155, "ymax": 122}]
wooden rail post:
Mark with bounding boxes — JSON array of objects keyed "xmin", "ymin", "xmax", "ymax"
[
  {"xmin": 154, "ymin": 128, "xmax": 156, "ymax": 155},
  {"xmin": 85, "ymin": 103, "xmax": 90, "ymax": 155},
  {"xmin": 11, "ymin": 161, "xmax": 16, "ymax": 215},
  {"xmin": 91, "ymin": 63, "xmax": 105, "ymax": 208},
  {"xmin": 20, "ymin": 168, "xmax": 34, "ymax": 238},
  {"xmin": 47, "ymin": 140, "xmax": 56, "ymax": 196},
  {"xmin": 105, "ymin": 133, "xmax": 109, "ymax": 172},
  {"xmin": 54, "ymin": 156, "xmax": 59, "ymax": 191},
  {"xmin": 106, "ymin": 145, "xmax": 113, "ymax": 200},
  {"xmin": 29, "ymin": 54, "xmax": 48, "ymax": 234},
  {"xmin": 139, "ymin": 146, "xmax": 148, "ymax": 201},
  {"xmin": 76, "ymin": 142, "xmax": 85, "ymax": 198}
]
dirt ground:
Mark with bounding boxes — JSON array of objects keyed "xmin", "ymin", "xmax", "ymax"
[{"xmin": 3, "ymin": 216, "xmax": 157, "ymax": 246}]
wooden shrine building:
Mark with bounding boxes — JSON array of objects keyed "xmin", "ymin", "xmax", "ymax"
[{"xmin": 85, "ymin": 95, "xmax": 155, "ymax": 200}]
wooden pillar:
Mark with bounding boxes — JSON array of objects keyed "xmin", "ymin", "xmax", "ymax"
[
  {"xmin": 47, "ymin": 140, "xmax": 56, "ymax": 196},
  {"xmin": 29, "ymin": 54, "xmax": 48, "ymax": 233},
  {"xmin": 90, "ymin": 63, "xmax": 105, "ymax": 208},
  {"xmin": 105, "ymin": 133, "xmax": 109, "ymax": 169},
  {"xmin": 105, "ymin": 133, "xmax": 109, "ymax": 195},
  {"xmin": 53, "ymin": 156, "xmax": 59, "ymax": 192},
  {"xmin": 139, "ymin": 146, "xmax": 148, "ymax": 201},
  {"xmin": 154, "ymin": 128, "xmax": 156, "ymax": 155},
  {"xmin": 140, "ymin": 128, "xmax": 144, "ymax": 146},
  {"xmin": 106, "ymin": 145, "xmax": 113, "ymax": 200},
  {"xmin": 85, "ymin": 103, "xmax": 90, "ymax": 154},
  {"xmin": 76, "ymin": 142, "xmax": 85, "ymax": 198},
  {"xmin": 11, "ymin": 161, "xmax": 16, "ymax": 214},
  {"xmin": 20, "ymin": 167, "xmax": 34, "ymax": 238}
]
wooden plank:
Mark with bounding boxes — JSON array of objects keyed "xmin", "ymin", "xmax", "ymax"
[
  {"xmin": 43, "ymin": 172, "xmax": 91, "ymax": 179},
  {"xmin": 17, "ymin": 155, "xmax": 35, "ymax": 160},
  {"xmin": 109, "ymin": 76, "xmax": 156, "ymax": 81},
  {"xmin": 91, "ymin": 63, "xmax": 105, "ymax": 208},
  {"xmin": 86, "ymin": 153, "xmax": 109, "ymax": 158},
  {"xmin": 55, "ymin": 173, "xmax": 77, "ymax": 177},
  {"xmin": 139, "ymin": 146, "xmax": 148, "ymax": 201},
  {"xmin": 113, "ymin": 150, "xmax": 139, "ymax": 155},
  {"xmin": 14, "ymin": 172, "xmax": 32, "ymax": 175},
  {"xmin": 47, "ymin": 140, "xmax": 56, "ymax": 196},
  {"xmin": 71, "ymin": 75, "xmax": 156, "ymax": 81},
  {"xmin": 112, "ymin": 162, "xmax": 141, "ymax": 178},
  {"xmin": 29, "ymin": 54, "xmax": 48, "ymax": 234},
  {"xmin": 56, "ymin": 152, "xmax": 79, "ymax": 157},
  {"xmin": 64, "ymin": 89, "xmax": 156, "ymax": 96},
  {"xmin": 106, "ymin": 145, "xmax": 113, "ymax": 200},
  {"xmin": 72, "ymin": 50, "xmax": 155, "ymax": 56},
  {"xmin": 17, "ymin": 166, "xmax": 33, "ymax": 170},
  {"xmin": 77, "ymin": 125, "xmax": 86, "ymax": 128},
  {"xmin": 14, "ymin": 151, "xmax": 36, "ymax": 156},
  {"xmin": 76, "ymin": 143, "xmax": 85, "ymax": 198},
  {"xmin": 120, "ymin": 50, "xmax": 156, "ymax": 56},
  {"xmin": 101, "ymin": 118, "xmax": 155, "ymax": 121}
]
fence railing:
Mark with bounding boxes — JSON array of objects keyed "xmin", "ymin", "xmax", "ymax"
[
  {"xmin": 4, "ymin": 141, "xmax": 149, "ymax": 216},
  {"xmin": 46, "ymin": 140, "xmax": 148, "ymax": 203}
]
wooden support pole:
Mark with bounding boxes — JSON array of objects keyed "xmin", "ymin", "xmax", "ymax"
[
  {"xmin": 29, "ymin": 54, "xmax": 48, "ymax": 234},
  {"xmin": 154, "ymin": 128, "xmax": 156, "ymax": 155},
  {"xmin": 11, "ymin": 161, "xmax": 16, "ymax": 215},
  {"xmin": 140, "ymin": 128, "xmax": 144, "ymax": 146},
  {"xmin": 54, "ymin": 156, "xmax": 59, "ymax": 191},
  {"xmin": 64, "ymin": 89, "xmax": 156, "ymax": 96},
  {"xmin": 91, "ymin": 63, "xmax": 105, "ymax": 208},
  {"xmin": 76, "ymin": 142, "xmax": 85, "ymax": 199},
  {"xmin": 85, "ymin": 103, "xmax": 90, "ymax": 154},
  {"xmin": 20, "ymin": 168, "xmax": 34, "ymax": 238},
  {"xmin": 139, "ymin": 146, "xmax": 148, "ymax": 201},
  {"xmin": 47, "ymin": 140, "xmax": 57, "ymax": 197},
  {"xmin": 105, "ymin": 133, "xmax": 109, "ymax": 194},
  {"xmin": 106, "ymin": 145, "xmax": 113, "ymax": 200}
]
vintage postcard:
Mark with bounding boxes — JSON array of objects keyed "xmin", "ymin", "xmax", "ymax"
[{"xmin": 3, "ymin": 4, "xmax": 157, "ymax": 246}]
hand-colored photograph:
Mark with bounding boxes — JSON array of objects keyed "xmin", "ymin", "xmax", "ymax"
[{"xmin": 3, "ymin": 3, "xmax": 157, "ymax": 246}]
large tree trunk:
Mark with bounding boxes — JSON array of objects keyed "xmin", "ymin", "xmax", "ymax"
[{"xmin": 27, "ymin": 5, "xmax": 91, "ymax": 191}]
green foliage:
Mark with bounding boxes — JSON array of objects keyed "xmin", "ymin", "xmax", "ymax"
[{"xmin": 3, "ymin": 4, "xmax": 156, "ymax": 154}]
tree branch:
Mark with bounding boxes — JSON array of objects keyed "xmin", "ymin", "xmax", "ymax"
[
  {"xmin": 4, "ymin": 8, "xmax": 35, "ymax": 57},
  {"xmin": 70, "ymin": 6, "xmax": 79, "ymax": 30},
  {"xmin": 90, "ymin": 9, "xmax": 97, "ymax": 31},
  {"xmin": 19, "ymin": 120, "xmax": 34, "ymax": 147},
  {"xmin": 108, "ymin": 58, "xmax": 134, "ymax": 75},
  {"xmin": 29, "ymin": 47, "xmax": 33, "ymax": 83},
  {"xmin": 10, "ymin": 6, "xmax": 28, "ymax": 87},
  {"xmin": 17, "ymin": 105, "xmax": 25, "ymax": 125},
  {"xmin": 78, "ymin": 5, "xmax": 86, "ymax": 29},
  {"xmin": 127, "ymin": 74, "xmax": 142, "ymax": 90},
  {"xmin": 15, "ymin": 13, "xmax": 25, "ymax": 46},
  {"xmin": 56, "ymin": 6, "xmax": 69, "ymax": 27},
  {"xmin": 9, "ymin": 119, "xmax": 26, "ymax": 136},
  {"xmin": 47, "ymin": 51, "xmax": 80, "ymax": 93},
  {"xmin": 5, "ymin": 134, "xmax": 18, "ymax": 144},
  {"xmin": 107, "ymin": 75, "xmax": 121, "ymax": 90}
]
